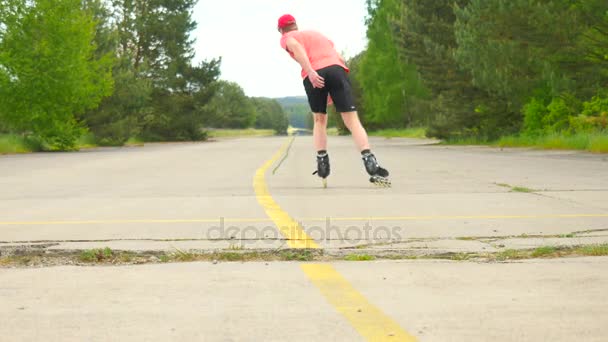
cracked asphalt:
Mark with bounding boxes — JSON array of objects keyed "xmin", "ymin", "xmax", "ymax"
[{"xmin": 1, "ymin": 136, "xmax": 608, "ymax": 341}]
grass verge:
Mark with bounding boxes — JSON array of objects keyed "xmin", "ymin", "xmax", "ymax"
[
  {"xmin": 369, "ymin": 127, "xmax": 428, "ymax": 139},
  {"xmin": 207, "ymin": 128, "xmax": 275, "ymax": 139},
  {"xmin": 2, "ymin": 244, "xmax": 608, "ymax": 267},
  {"xmin": 497, "ymin": 132, "xmax": 608, "ymax": 153},
  {"xmin": 443, "ymin": 132, "xmax": 608, "ymax": 153},
  {"xmin": 344, "ymin": 254, "xmax": 376, "ymax": 261},
  {"xmin": 0, "ymin": 134, "xmax": 37, "ymax": 154}
]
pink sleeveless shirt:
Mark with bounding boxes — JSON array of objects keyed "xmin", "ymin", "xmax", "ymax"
[{"xmin": 280, "ymin": 30, "xmax": 349, "ymax": 79}]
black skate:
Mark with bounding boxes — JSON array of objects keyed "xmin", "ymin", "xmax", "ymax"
[
  {"xmin": 312, "ymin": 152, "xmax": 330, "ymax": 188},
  {"xmin": 362, "ymin": 152, "xmax": 391, "ymax": 187}
]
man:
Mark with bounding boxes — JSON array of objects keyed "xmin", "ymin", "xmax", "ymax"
[{"xmin": 277, "ymin": 14, "xmax": 390, "ymax": 186}]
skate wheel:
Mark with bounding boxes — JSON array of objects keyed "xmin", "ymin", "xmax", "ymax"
[{"xmin": 370, "ymin": 176, "xmax": 391, "ymax": 188}]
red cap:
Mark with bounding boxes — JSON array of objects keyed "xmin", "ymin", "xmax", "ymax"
[{"xmin": 278, "ymin": 14, "xmax": 296, "ymax": 29}]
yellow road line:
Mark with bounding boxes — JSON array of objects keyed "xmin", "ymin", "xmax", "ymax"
[
  {"xmin": 0, "ymin": 218, "xmax": 272, "ymax": 226},
  {"xmin": 303, "ymin": 214, "xmax": 608, "ymax": 221},
  {"xmin": 253, "ymin": 137, "xmax": 318, "ymax": 249},
  {"xmin": 256, "ymin": 138, "xmax": 416, "ymax": 340},
  {"xmin": 2, "ymin": 213, "xmax": 606, "ymax": 226},
  {"xmin": 301, "ymin": 264, "xmax": 417, "ymax": 341}
]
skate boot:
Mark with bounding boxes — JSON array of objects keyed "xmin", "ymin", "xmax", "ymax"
[
  {"xmin": 312, "ymin": 152, "xmax": 330, "ymax": 188},
  {"xmin": 362, "ymin": 151, "xmax": 391, "ymax": 187}
]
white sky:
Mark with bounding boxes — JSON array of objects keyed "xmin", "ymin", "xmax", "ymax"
[{"xmin": 191, "ymin": 0, "xmax": 368, "ymax": 98}]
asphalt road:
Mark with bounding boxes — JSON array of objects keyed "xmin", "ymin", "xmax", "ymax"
[
  {"xmin": 1, "ymin": 136, "xmax": 606, "ymax": 249},
  {"xmin": 1, "ymin": 136, "xmax": 607, "ymax": 341}
]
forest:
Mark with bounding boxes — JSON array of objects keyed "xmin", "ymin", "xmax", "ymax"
[
  {"xmin": 0, "ymin": 0, "xmax": 287, "ymax": 151},
  {"xmin": 351, "ymin": 0, "xmax": 607, "ymax": 148},
  {"xmin": 1, "ymin": 0, "xmax": 607, "ymax": 152}
]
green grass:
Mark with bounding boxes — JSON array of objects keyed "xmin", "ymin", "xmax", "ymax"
[
  {"xmin": 159, "ymin": 255, "xmax": 170, "ymax": 263},
  {"xmin": 442, "ymin": 132, "xmax": 608, "ymax": 153},
  {"xmin": 370, "ymin": 127, "xmax": 428, "ymax": 139},
  {"xmin": 344, "ymin": 254, "xmax": 376, "ymax": 261},
  {"xmin": 511, "ymin": 186, "xmax": 536, "ymax": 193},
  {"xmin": 125, "ymin": 137, "xmax": 145, "ymax": 147},
  {"xmin": 495, "ymin": 183, "xmax": 537, "ymax": 193},
  {"xmin": 207, "ymin": 128, "xmax": 275, "ymax": 139},
  {"xmin": 1, "ymin": 133, "xmax": 100, "ymax": 154},
  {"xmin": 279, "ymin": 250, "xmax": 315, "ymax": 261},
  {"xmin": 497, "ymin": 132, "xmax": 608, "ymax": 153},
  {"xmin": 577, "ymin": 244, "xmax": 608, "ymax": 256},
  {"xmin": 442, "ymin": 136, "xmax": 492, "ymax": 145},
  {"xmin": 0, "ymin": 134, "xmax": 36, "ymax": 154},
  {"xmin": 531, "ymin": 246, "xmax": 557, "ymax": 257},
  {"xmin": 0, "ymin": 133, "xmax": 152, "ymax": 154},
  {"xmin": 76, "ymin": 133, "xmax": 98, "ymax": 149},
  {"xmin": 79, "ymin": 247, "xmax": 114, "ymax": 263}
]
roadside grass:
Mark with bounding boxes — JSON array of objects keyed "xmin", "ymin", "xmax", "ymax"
[
  {"xmin": 498, "ymin": 132, "xmax": 608, "ymax": 153},
  {"xmin": 79, "ymin": 247, "xmax": 114, "ymax": 263},
  {"xmin": 578, "ymin": 244, "xmax": 608, "ymax": 256},
  {"xmin": 443, "ymin": 132, "xmax": 608, "ymax": 153},
  {"xmin": 495, "ymin": 244, "xmax": 608, "ymax": 261},
  {"xmin": 279, "ymin": 249, "xmax": 316, "ymax": 261},
  {"xmin": 370, "ymin": 127, "xmax": 428, "ymax": 139},
  {"xmin": 441, "ymin": 136, "xmax": 492, "ymax": 146},
  {"xmin": 76, "ymin": 133, "xmax": 98, "ymax": 149},
  {"xmin": 3, "ymin": 244, "xmax": 608, "ymax": 267},
  {"xmin": 207, "ymin": 128, "xmax": 275, "ymax": 139},
  {"xmin": 124, "ymin": 137, "xmax": 145, "ymax": 147},
  {"xmin": 531, "ymin": 246, "xmax": 557, "ymax": 258},
  {"xmin": 344, "ymin": 254, "xmax": 376, "ymax": 261},
  {"xmin": 0, "ymin": 134, "xmax": 37, "ymax": 154}
]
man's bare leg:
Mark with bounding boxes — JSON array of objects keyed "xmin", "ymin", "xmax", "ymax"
[
  {"xmin": 340, "ymin": 111, "xmax": 370, "ymax": 151},
  {"xmin": 341, "ymin": 111, "xmax": 390, "ymax": 185}
]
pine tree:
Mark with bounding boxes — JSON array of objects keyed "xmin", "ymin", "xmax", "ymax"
[{"xmin": 393, "ymin": 0, "xmax": 512, "ymax": 139}]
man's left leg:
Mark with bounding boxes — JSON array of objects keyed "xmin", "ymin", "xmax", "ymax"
[
  {"xmin": 341, "ymin": 110, "xmax": 389, "ymax": 179},
  {"xmin": 340, "ymin": 110, "xmax": 369, "ymax": 152}
]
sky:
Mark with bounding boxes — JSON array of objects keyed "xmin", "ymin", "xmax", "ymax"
[{"xmin": 191, "ymin": 0, "xmax": 368, "ymax": 98}]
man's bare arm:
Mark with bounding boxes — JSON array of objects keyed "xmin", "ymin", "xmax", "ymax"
[{"xmin": 285, "ymin": 37, "xmax": 325, "ymax": 88}]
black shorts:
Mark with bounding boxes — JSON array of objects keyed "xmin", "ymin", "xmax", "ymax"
[{"xmin": 303, "ymin": 65, "xmax": 357, "ymax": 114}]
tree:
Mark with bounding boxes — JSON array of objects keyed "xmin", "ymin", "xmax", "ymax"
[
  {"xmin": 357, "ymin": 0, "xmax": 427, "ymax": 129},
  {"xmin": 391, "ymin": 0, "xmax": 510, "ymax": 139},
  {"xmin": 454, "ymin": 0, "xmax": 608, "ymax": 135},
  {"xmin": 108, "ymin": 0, "xmax": 220, "ymax": 141},
  {"xmin": 251, "ymin": 98, "xmax": 289, "ymax": 135},
  {"xmin": 79, "ymin": 0, "xmax": 151, "ymax": 146},
  {"xmin": 0, "ymin": 0, "xmax": 113, "ymax": 150},
  {"xmin": 204, "ymin": 81, "xmax": 256, "ymax": 129}
]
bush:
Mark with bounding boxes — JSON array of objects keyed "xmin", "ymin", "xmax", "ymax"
[
  {"xmin": 543, "ymin": 98, "xmax": 575, "ymax": 133},
  {"xmin": 523, "ymin": 95, "xmax": 581, "ymax": 135},
  {"xmin": 570, "ymin": 93, "xmax": 608, "ymax": 133}
]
